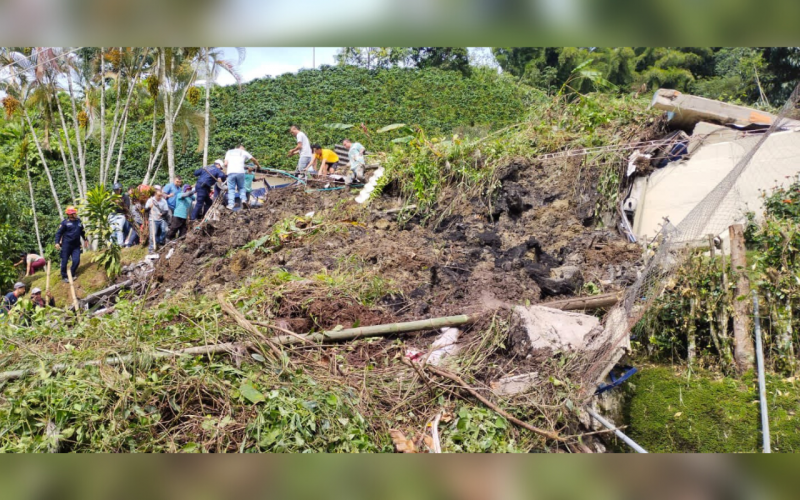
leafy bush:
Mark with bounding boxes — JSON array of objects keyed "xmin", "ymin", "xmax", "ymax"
[{"xmin": 81, "ymin": 185, "xmax": 121, "ymax": 278}]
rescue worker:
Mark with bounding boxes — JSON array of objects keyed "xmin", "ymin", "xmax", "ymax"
[
  {"xmin": 342, "ymin": 138, "xmax": 367, "ymax": 184},
  {"xmin": 30, "ymin": 287, "xmax": 55, "ymax": 308},
  {"xmin": 308, "ymin": 144, "xmax": 339, "ymax": 176},
  {"xmin": 55, "ymin": 206, "xmax": 88, "ymax": 282},
  {"xmin": 192, "ymin": 159, "xmax": 227, "ymax": 220}
]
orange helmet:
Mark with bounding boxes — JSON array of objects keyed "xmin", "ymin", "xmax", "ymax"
[{"xmin": 65, "ymin": 206, "xmax": 78, "ymax": 215}]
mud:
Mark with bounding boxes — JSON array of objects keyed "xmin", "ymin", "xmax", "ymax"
[{"xmin": 147, "ymin": 153, "xmax": 645, "ymax": 329}]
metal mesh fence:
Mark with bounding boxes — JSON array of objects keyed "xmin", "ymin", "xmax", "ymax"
[{"xmin": 582, "ymin": 83, "xmax": 800, "ymax": 385}]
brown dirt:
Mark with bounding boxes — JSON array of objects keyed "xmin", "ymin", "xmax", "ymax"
[{"xmin": 146, "ymin": 155, "xmax": 645, "ymax": 329}]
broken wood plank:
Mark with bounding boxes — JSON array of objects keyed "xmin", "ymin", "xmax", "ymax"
[{"xmin": 79, "ymin": 280, "xmax": 133, "ymax": 308}]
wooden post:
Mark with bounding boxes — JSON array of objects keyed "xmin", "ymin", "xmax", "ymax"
[
  {"xmin": 66, "ymin": 268, "xmax": 80, "ymax": 312},
  {"xmin": 729, "ymin": 224, "xmax": 755, "ymax": 373},
  {"xmin": 44, "ymin": 261, "xmax": 51, "ymax": 296}
]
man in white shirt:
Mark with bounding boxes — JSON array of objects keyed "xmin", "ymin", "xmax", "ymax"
[
  {"xmin": 288, "ymin": 125, "xmax": 313, "ymax": 175},
  {"xmin": 342, "ymin": 138, "xmax": 366, "ymax": 184},
  {"xmin": 224, "ymin": 144, "xmax": 261, "ymax": 209}
]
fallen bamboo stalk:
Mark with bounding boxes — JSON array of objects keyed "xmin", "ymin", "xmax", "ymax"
[
  {"xmin": 270, "ymin": 315, "xmax": 475, "ymax": 345},
  {"xmin": 385, "ymin": 205, "xmax": 417, "ymax": 214},
  {"xmin": 416, "ymin": 360, "xmax": 563, "ymax": 442},
  {"xmin": 0, "ymin": 314, "xmax": 477, "ymax": 383},
  {"xmin": 66, "ymin": 268, "xmax": 80, "ymax": 312},
  {"xmin": 45, "ymin": 261, "xmax": 51, "ymax": 296},
  {"xmin": 542, "ymin": 292, "xmax": 621, "ymax": 311}
]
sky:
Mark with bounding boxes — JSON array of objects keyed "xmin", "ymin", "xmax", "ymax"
[
  {"xmin": 215, "ymin": 47, "xmax": 341, "ymax": 86},
  {"xmin": 214, "ymin": 47, "xmax": 497, "ymax": 86}
]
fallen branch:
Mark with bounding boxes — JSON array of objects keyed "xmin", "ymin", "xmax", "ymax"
[{"xmin": 409, "ymin": 360, "xmax": 563, "ymax": 442}]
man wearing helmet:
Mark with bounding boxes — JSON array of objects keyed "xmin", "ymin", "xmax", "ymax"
[{"xmin": 55, "ymin": 206, "xmax": 88, "ymax": 283}]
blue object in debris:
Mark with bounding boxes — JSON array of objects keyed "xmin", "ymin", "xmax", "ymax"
[
  {"xmin": 595, "ymin": 366, "xmax": 638, "ymax": 395},
  {"xmin": 656, "ymin": 141, "xmax": 689, "ymax": 168}
]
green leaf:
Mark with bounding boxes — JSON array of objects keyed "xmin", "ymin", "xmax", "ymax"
[
  {"xmin": 239, "ymin": 382, "xmax": 265, "ymax": 404},
  {"xmin": 377, "ymin": 123, "xmax": 407, "ymax": 133},
  {"xmin": 391, "ymin": 135, "xmax": 414, "ymax": 144}
]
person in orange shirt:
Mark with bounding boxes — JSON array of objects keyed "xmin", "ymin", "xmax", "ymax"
[{"xmin": 308, "ymin": 144, "xmax": 340, "ymax": 176}]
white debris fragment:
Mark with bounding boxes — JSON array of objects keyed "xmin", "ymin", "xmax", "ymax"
[
  {"xmin": 425, "ymin": 327, "xmax": 461, "ymax": 366},
  {"xmin": 165, "ymin": 248, "xmax": 174, "ymax": 260},
  {"xmin": 490, "ymin": 372, "xmax": 539, "ymax": 396}
]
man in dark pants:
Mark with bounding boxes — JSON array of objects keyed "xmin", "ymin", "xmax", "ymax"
[
  {"xmin": 192, "ymin": 159, "xmax": 227, "ymax": 221},
  {"xmin": 55, "ymin": 206, "xmax": 88, "ymax": 283}
]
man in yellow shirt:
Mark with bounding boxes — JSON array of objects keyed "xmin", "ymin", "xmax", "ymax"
[{"xmin": 308, "ymin": 144, "xmax": 340, "ymax": 176}]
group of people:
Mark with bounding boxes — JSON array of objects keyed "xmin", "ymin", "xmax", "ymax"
[
  {"xmin": 5, "ymin": 126, "xmax": 370, "ymax": 314},
  {"xmin": 2, "ymin": 282, "xmax": 55, "ymax": 314},
  {"xmin": 288, "ymin": 125, "xmax": 367, "ymax": 183}
]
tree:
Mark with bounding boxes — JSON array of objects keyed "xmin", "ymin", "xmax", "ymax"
[
  {"xmin": 337, "ymin": 47, "xmax": 471, "ymax": 75},
  {"xmin": 408, "ymin": 48, "xmax": 471, "ymax": 76},
  {"xmin": 200, "ymin": 47, "xmax": 245, "ymax": 166}
]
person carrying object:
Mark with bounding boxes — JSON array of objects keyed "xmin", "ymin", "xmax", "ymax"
[{"xmin": 55, "ymin": 206, "xmax": 88, "ymax": 282}]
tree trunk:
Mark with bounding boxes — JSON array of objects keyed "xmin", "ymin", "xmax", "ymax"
[
  {"xmin": 161, "ymin": 50, "xmax": 176, "ymax": 181},
  {"xmin": 25, "ymin": 162, "xmax": 44, "ymax": 257},
  {"xmin": 23, "ymin": 109, "xmax": 64, "ymax": 218},
  {"xmin": 99, "ymin": 47, "xmax": 106, "ymax": 186},
  {"xmin": 687, "ymin": 298, "xmax": 697, "ymax": 366},
  {"xmin": 53, "ymin": 92, "xmax": 83, "ymax": 199},
  {"xmin": 56, "ymin": 134, "xmax": 77, "ymax": 201},
  {"xmin": 730, "ymin": 224, "xmax": 755, "ymax": 373},
  {"xmin": 64, "ymin": 67, "xmax": 88, "ymax": 194},
  {"xmin": 203, "ymin": 48, "xmax": 211, "ymax": 166},
  {"xmin": 114, "ymin": 107, "xmax": 130, "ymax": 184}
]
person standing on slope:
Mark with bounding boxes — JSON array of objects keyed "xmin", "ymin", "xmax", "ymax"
[
  {"xmin": 288, "ymin": 125, "xmax": 313, "ymax": 175},
  {"xmin": 224, "ymin": 144, "xmax": 261, "ymax": 210},
  {"xmin": 192, "ymin": 159, "xmax": 227, "ymax": 220},
  {"xmin": 54, "ymin": 206, "xmax": 88, "ymax": 282}
]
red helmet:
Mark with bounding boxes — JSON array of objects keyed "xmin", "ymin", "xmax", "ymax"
[{"xmin": 65, "ymin": 206, "xmax": 78, "ymax": 215}]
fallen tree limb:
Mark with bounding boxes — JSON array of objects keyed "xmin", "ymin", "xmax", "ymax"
[
  {"xmin": 0, "ymin": 314, "xmax": 477, "ymax": 383},
  {"xmin": 79, "ymin": 280, "xmax": 134, "ymax": 308},
  {"xmin": 412, "ymin": 360, "xmax": 563, "ymax": 442},
  {"xmin": 542, "ymin": 292, "xmax": 621, "ymax": 311}
]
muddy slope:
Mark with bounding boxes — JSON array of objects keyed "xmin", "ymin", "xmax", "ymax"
[{"xmin": 149, "ymin": 157, "xmax": 643, "ymax": 324}]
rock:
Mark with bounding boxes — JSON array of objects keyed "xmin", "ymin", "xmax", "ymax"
[
  {"xmin": 511, "ymin": 305, "xmax": 603, "ymax": 354},
  {"xmin": 491, "ymin": 372, "xmax": 539, "ymax": 396},
  {"xmin": 374, "ymin": 219, "xmax": 390, "ymax": 230},
  {"xmin": 526, "ymin": 263, "xmax": 583, "ymax": 297}
]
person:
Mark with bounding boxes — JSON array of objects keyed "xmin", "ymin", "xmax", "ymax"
[
  {"xmin": 55, "ymin": 206, "xmax": 88, "ymax": 282},
  {"xmin": 192, "ymin": 159, "xmax": 228, "ymax": 220},
  {"xmin": 288, "ymin": 125, "xmax": 313, "ymax": 175},
  {"xmin": 2, "ymin": 282, "xmax": 26, "ymax": 313},
  {"xmin": 343, "ymin": 138, "xmax": 367, "ymax": 184},
  {"xmin": 308, "ymin": 144, "xmax": 340, "ymax": 176},
  {"xmin": 14, "ymin": 252, "xmax": 46, "ymax": 277},
  {"xmin": 124, "ymin": 190, "xmax": 144, "ymax": 247},
  {"xmin": 30, "ymin": 287, "xmax": 55, "ymax": 309},
  {"xmin": 110, "ymin": 182, "xmax": 130, "ymax": 246},
  {"xmin": 224, "ymin": 144, "xmax": 261, "ymax": 210},
  {"xmin": 162, "ymin": 176, "xmax": 183, "ymax": 218},
  {"xmin": 145, "ymin": 189, "xmax": 169, "ymax": 252},
  {"xmin": 166, "ymin": 185, "xmax": 196, "ymax": 240}
]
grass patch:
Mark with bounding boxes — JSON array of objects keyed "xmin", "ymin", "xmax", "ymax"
[
  {"xmin": 624, "ymin": 365, "xmax": 800, "ymax": 452},
  {"xmin": 19, "ymin": 246, "xmax": 148, "ymax": 307}
]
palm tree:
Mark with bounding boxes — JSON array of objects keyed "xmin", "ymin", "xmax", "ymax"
[
  {"xmin": 200, "ymin": 47, "xmax": 245, "ymax": 165},
  {"xmin": 1, "ymin": 48, "xmax": 65, "ymax": 218}
]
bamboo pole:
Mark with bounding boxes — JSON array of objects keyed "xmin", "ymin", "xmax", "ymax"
[
  {"xmin": 0, "ymin": 314, "xmax": 477, "ymax": 382},
  {"xmin": 66, "ymin": 268, "xmax": 79, "ymax": 312},
  {"xmin": 45, "ymin": 261, "xmax": 51, "ymax": 296}
]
